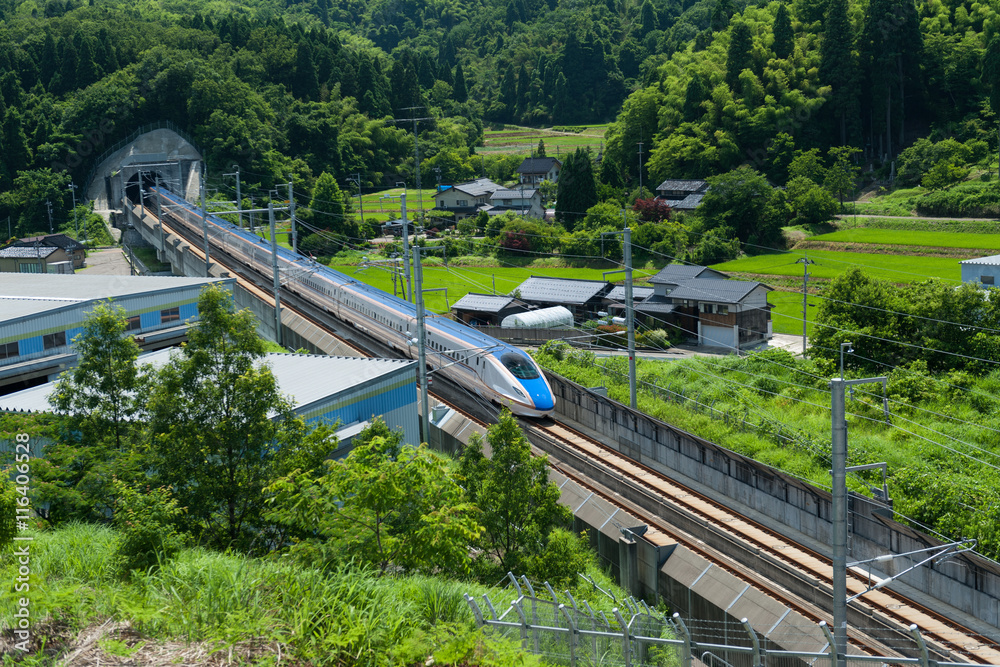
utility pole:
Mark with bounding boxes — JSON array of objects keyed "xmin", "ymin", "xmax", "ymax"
[
  {"xmin": 45, "ymin": 200, "xmax": 54, "ymax": 234},
  {"xmin": 4, "ymin": 217, "xmax": 10, "ymax": 239},
  {"xmin": 395, "ymin": 108, "xmax": 433, "ymax": 223},
  {"xmin": 624, "ymin": 222, "xmax": 636, "ymax": 410},
  {"xmin": 350, "ymin": 173, "xmax": 366, "ymax": 231},
  {"xmin": 68, "ymin": 183, "xmax": 79, "ymax": 241},
  {"xmin": 288, "ymin": 178, "xmax": 297, "ymax": 254},
  {"xmin": 796, "ymin": 255, "xmax": 815, "ymax": 355},
  {"xmin": 414, "ymin": 245, "xmax": 430, "ymax": 444},
  {"xmin": 268, "ymin": 203, "xmax": 283, "ymax": 348},
  {"xmin": 200, "ymin": 170, "xmax": 211, "ymax": 277},
  {"xmin": 224, "ymin": 165, "xmax": 242, "ymax": 229},
  {"xmin": 155, "ymin": 174, "xmax": 165, "ymax": 255},
  {"xmin": 401, "ymin": 191, "xmax": 413, "ymax": 302},
  {"xmin": 637, "ymin": 140, "xmax": 643, "ymax": 196},
  {"xmin": 829, "ymin": 346, "xmax": 886, "ymax": 667}
]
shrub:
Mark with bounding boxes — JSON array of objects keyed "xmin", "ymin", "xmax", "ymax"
[
  {"xmin": 526, "ymin": 529, "xmax": 595, "ymax": 589},
  {"xmin": 112, "ymin": 480, "xmax": 186, "ymax": 576}
]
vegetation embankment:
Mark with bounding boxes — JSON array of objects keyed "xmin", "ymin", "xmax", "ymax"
[
  {"xmin": 0, "ymin": 286, "xmax": 634, "ymax": 664},
  {"xmin": 534, "ymin": 268, "xmax": 1000, "ymax": 560}
]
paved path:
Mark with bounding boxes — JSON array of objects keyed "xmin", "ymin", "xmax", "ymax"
[{"xmin": 77, "ymin": 248, "xmax": 132, "ymax": 275}]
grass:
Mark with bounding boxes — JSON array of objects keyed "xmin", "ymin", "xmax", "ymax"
[
  {"xmin": 712, "ymin": 250, "xmax": 961, "ymax": 284},
  {"xmin": 0, "ymin": 523, "xmax": 631, "ymax": 665},
  {"xmin": 481, "ymin": 124, "xmax": 609, "ymax": 155},
  {"xmin": 766, "ymin": 290, "xmax": 816, "ymax": 337},
  {"xmin": 131, "ymin": 247, "xmax": 170, "ymax": 272},
  {"xmin": 810, "ymin": 228, "xmax": 1000, "ymax": 250}
]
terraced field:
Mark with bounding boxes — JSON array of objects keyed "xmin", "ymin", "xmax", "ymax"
[{"xmin": 481, "ymin": 124, "xmax": 609, "ymax": 155}]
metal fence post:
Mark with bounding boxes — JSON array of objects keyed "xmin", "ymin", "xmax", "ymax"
[
  {"xmin": 482, "ymin": 594, "xmax": 499, "ymax": 621},
  {"xmin": 465, "ymin": 594, "xmax": 485, "ymax": 627},
  {"xmin": 565, "ymin": 590, "xmax": 579, "ymax": 613},
  {"xmin": 512, "ymin": 598, "xmax": 530, "ymax": 650},
  {"xmin": 819, "ymin": 621, "xmax": 836, "ymax": 667},
  {"xmin": 909, "ymin": 625, "xmax": 930, "ymax": 667},
  {"xmin": 507, "ymin": 572, "xmax": 523, "ymax": 597},
  {"xmin": 673, "ymin": 613, "xmax": 693, "ymax": 667},
  {"xmin": 741, "ymin": 618, "xmax": 762, "ymax": 667},
  {"xmin": 614, "ymin": 607, "xmax": 632, "ymax": 667},
  {"xmin": 560, "ymin": 604, "xmax": 578, "ymax": 667}
]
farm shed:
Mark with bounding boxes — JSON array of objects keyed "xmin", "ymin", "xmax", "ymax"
[{"xmin": 501, "ymin": 306, "xmax": 573, "ymax": 329}]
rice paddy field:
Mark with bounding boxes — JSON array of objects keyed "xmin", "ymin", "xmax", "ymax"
[
  {"xmin": 712, "ymin": 249, "xmax": 961, "ymax": 283},
  {"xmin": 480, "ymin": 124, "xmax": 610, "ymax": 155},
  {"xmin": 808, "ymin": 228, "xmax": 1000, "ymax": 250}
]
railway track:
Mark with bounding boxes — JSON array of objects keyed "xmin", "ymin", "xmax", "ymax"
[{"xmin": 143, "ymin": 200, "xmax": 998, "ymax": 664}]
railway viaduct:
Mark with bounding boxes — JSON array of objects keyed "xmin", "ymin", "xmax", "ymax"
[{"xmin": 103, "ymin": 128, "xmax": 1000, "ymax": 663}]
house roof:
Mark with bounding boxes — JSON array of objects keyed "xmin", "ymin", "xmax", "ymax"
[
  {"xmin": 649, "ymin": 264, "xmax": 728, "ymax": 284},
  {"xmin": 655, "ymin": 179, "xmax": 708, "ymax": 193},
  {"xmin": 605, "ymin": 286, "xmax": 654, "ymax": 302},
  {"xmin": 634, "ymin": 295, "xmax": 677, "ymax": 314},
  {"xmin": 444, "ymin": 178, "xmax": 501, "ymax": 198},
  {"xmin": 516, "ymin": 157, "xmax": 561, "ymax": 174},
  {"xmin": 515, "ymin": 276, "xmax": 610, "ymax": 305},
  {"xmin": 666, "ymin": 193, "xmax": 706, "ymax": 210},
  {"xmin": 961, "ymin": 255, "xmax": 1000, "ymax": 266},
  {"xmin": 451, "ymin": 293, "xmax": 517, "ymax": 313},
  {"xmin": 491, "ymin": 189, "xmax": 538, "ymax": 200},
  {"xmin": 666, "ymin": 278, "xmax": 769, "ymax": 304},
  {"xmin": 0, "ymin": 246, "xmax": 59, "ymax": 259},
  {"xmin": 13, "ymin": 234, "xmax": 84, "ymax": 251}
]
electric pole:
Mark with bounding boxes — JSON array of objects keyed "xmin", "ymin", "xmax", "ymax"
[
  {"xmin": 349, "ymin": 173, "xmax": 366, "ymax": 231},
  {"xmin": 68, "ymin": 183, "xmax": 79, "ymax": 242},
  {"xmin": 624, "ymin": 223, "xmax": 636, "ymax": 410},
  {"xmin": 288, "ymin": 177, "xmax": 297, "ymax": 255},
  {"xmin": 268, "ymin": 203, "xmax": 283, "ymax": 348},
  {"xmin": 45, "ymin": 200, "xmax": 54, "ymax": 234},
  {"xmin": 637, "ymin": 140, "xmax": 643, "ymax": 196},
  {"xmin": 796, "ymin": 255, "xmax": 816, "ymax": 355},
  {"xmin": 155, "ymin": 174, "xmax": 165, "ymax": 255},
  {"xmin": 401, "ymin": 191, "xmax": 413, "ymax": 302},
  {"xmin": 395, "ymin": 108, "xmax": 433, "ymax": 223},
  {"xmin": 224, "ymin": 166, "xmax": 242, "ymax": 229},
  {"xmin": 414, "ymin": 245, "xmax": 430, "ymax": 443},
  {"xmin": 200, "ymin": 169, "xmax": 211, "ymax": 277}
]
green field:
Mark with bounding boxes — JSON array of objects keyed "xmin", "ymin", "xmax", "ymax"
[
  {"xmin": 331, "ymin": 263, "xmax": 643, "ymax": 313},
  {"xmin": 712, "ymin": 250, "xmax": 961, "ymax": 283},
  {"xmin": 481, "ymin": 124, "xmax": 609, "ymax": 155},
  {"xmin": 813, "ymin": 228, "xmax": 1000, "ymax": 250},
  {"xmin": 355, "ymin": 187, "xmax": 438, "ymax": 225},
  {"xmin": 766, "ymin": 290, "xmax": 818, "ymax": 336}
]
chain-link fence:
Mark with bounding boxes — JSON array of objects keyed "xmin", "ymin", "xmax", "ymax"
[{"xmin": 466, "ymin": 575, "xmax": 984, "ymax": 667}]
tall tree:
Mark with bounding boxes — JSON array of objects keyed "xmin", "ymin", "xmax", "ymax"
[
  {"xmin": 293, "ymin": 41, "xmax": 320, "ymax": 100},
  {"xmin": 772, "ymin": 4, "xmax": 793, "ymax": 59},
  {"xmin": 459, "ymin": 411, "xmax": 569, "ymax": 575},
  {"xmin": 819, "ymin": 0, "xmax": 858, "ymax": 146},
  {"xmin": 725, "ymin": 22, "xmax": 753, "ymax": 88},
  {"xmin": 308, "ymin": 171, "xmax": 348, "ymax": 233},
  {"xmin": 453, "ymin": 62, "xmax": 468, "ymax": 103},
  {"xmin": 555, "ymin": 148, "xmax": 598, "ymax": 231}
]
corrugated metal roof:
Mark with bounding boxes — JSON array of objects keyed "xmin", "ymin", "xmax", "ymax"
[
  {"xmin": 650, "ymin": 264, "xmax": 726, "ymax": 284},
  {"xmin": 0, "ymin": 349, "xmax": 416, "ymax": 415},
  {"xmin": 0, "ymin": 246, "xmax": 59, "ymax": 258},
  {"xmin": 516, "ymin": 157, "xmax": 560, "ymax": 173},
  {"xmin": 961, "ymin": 255, "xmax": 1000, "ymax": 266},
  {"xmin": 0, "ymin": 274, "xmax": 228, "ymax": 324},
  {"xmin": 490, "ymin": 189, "xmax": 537, "ymax": 199},
  {"xmin": 655, "ymin": 179, "xmax": 708, "ymax": 192},
  {"xmin": 605, "ymin": 286, "xmax": 654, "ymax": 302},
  {"xmin": 451, "ymin": 178, "xmax": 501, "ymax": 197},
  {"xmin": 451, "ymin": 293, "xmax": 515, "ymax": 313},
  {"xmin": 515, "ymin": 276, "xmax": 610, "ymax": 305},
  {"xmin": 667, "ymin": 278, "xmax": 768, "ymax": 304}
]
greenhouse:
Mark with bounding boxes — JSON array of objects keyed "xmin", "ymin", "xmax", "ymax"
[{"xmin": 501, "ymin": 306, "xmax": 574, "ymax": 329}]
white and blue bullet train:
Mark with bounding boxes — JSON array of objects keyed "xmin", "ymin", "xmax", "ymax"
[{"xmin": 150, "ymin": 187, "xmax": 556, "ymax": 418}]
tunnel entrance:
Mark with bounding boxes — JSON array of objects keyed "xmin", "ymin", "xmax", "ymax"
[{"xmin": 124, "ymin": 170, "xmax": 167, "ymax": 208}]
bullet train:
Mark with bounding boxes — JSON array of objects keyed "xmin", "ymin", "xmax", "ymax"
[{"xmin": 148, "ymin": 187, "xmax": 556, "ymax": 418}]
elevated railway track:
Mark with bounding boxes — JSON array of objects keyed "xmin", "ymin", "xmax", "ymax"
[{"xmin": 139, "ymin": 197, "xmax": 999, "ymax": 664}]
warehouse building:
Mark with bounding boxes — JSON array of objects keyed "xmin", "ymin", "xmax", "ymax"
[
  {"xmin": 0, "ymin": 349, "xmax": 420, "ymax": 454},
  {"xmin": 0, "ymin": 274, "xmax": 234, "ymax": 394}
]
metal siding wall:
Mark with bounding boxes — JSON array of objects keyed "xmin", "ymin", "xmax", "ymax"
[
  {"xmin": 66, "ymin": 327, "xmax": 83, "ymax": 344},
  {"xmin": 19, "ymin": 336, "xmax": 43, "ymax": 355},
  {"xmin": 298, "ymin": 370, "xmax": 420, "ymax": 445},
  {"xmin": 179, "ymin": 302, "xmax": 198, "ymax": 320},
  {"xmin": 139, "ymin": 311, "xmax": 160, "ymax": 328}
]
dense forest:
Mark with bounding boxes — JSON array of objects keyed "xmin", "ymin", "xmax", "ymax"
[{"xmin": 1, "ymin": 0, "xmax": 999, "ymax": 240}]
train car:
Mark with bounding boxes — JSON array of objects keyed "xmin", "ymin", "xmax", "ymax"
[{"xmin": 150, "ymin": 187, "xmax": 556, "ymax": 417}]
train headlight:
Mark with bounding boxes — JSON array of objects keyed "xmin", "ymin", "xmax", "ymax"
[{"xmin": 512, "ymin": 385, "xmax": 526, "ymax": 398}]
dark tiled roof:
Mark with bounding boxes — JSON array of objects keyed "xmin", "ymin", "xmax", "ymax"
[
  {"xmin": 650, "ymin": 265, "xmax": 727, "ymax": 284},
  {"xmin": 516, "ymin": 157, "xmax": 561, "ymax": 174},
  {"xmin": 14, "ymin": 234, "xmax": 84, "ymax": 251},
  {"xmin": 635, "ymin": 295, "xmax": 676, "ymax": 314},
  {"xmin": 605, "ymin": 286, "xmax": 654, "ymax": 302},
  {"xmin": 667, "ymin": 278, "xmax": 769, "ymax": 304},
  {"xmin": 0, "ymin": 246, "xmax": 59, "ymax": 259},
  {"xmin": 450, "ymin": 178, "xmax": 501, "ymax": 197},
  {"xmin": 515, "ymin": 276, "xmax": 610, "ymax": 305},
  {"xmin": 655, "ymin": 179, "xmax": 708, "ymax": 193},
  {"xmin": 491, "ymin": 189, "xmax": 537, "ymax": 199},
  {"xmin": 452, "ymin": 293, "xmax": 516, "ymax": 313},
  {"xmin": 667, "ymin": 193, "xmax": 706, "ymax": 210}
]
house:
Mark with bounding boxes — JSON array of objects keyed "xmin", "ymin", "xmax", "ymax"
[
  {"xmin": 603, "ymin": 285, "xmax": 654, "ymax": 317},
  {"xmin": 654, "ymin": 179, "xmax": 710, "ymax": 211},
  {"xmin": 516, "ymin": 157, "xmax": 562, "ymax": 186},
  {"xmin": 511, "ymin": 276, "xmax": 612, "ymax": 321},
  {"xmin": 960, "ymin": 255, "xmax": 1000, "ymax": 287},
  {"xmin": 484, "ymin": 188, "xmax": 545, "ymax": 219},
  {"xmin": 636, "ymin": 264, "xmax": 772, "ymax": 350},
  {"xmin": 0, "ymin": 246, "xmax": 72, "ymax": 274},
  {"xmin": 433, "ymin": 178, "xmax": 502, "ymax": 219},
  {"xmin": 10, "ymin": 233, "xmax": 86, "ymax": 269},
  {"xmin": 450, "ymin": 293, "xmax": 531, "ymax": 326}
]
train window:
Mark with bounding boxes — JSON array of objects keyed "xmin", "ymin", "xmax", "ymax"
[{"xmin": 501, "ymin": 353, "xmax": 540, "ymax": 380}]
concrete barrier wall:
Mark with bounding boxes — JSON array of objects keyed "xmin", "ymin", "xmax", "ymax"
[{"xmin": 545, "ymin": 371, "xmax": 1000, "ymax": 629}]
